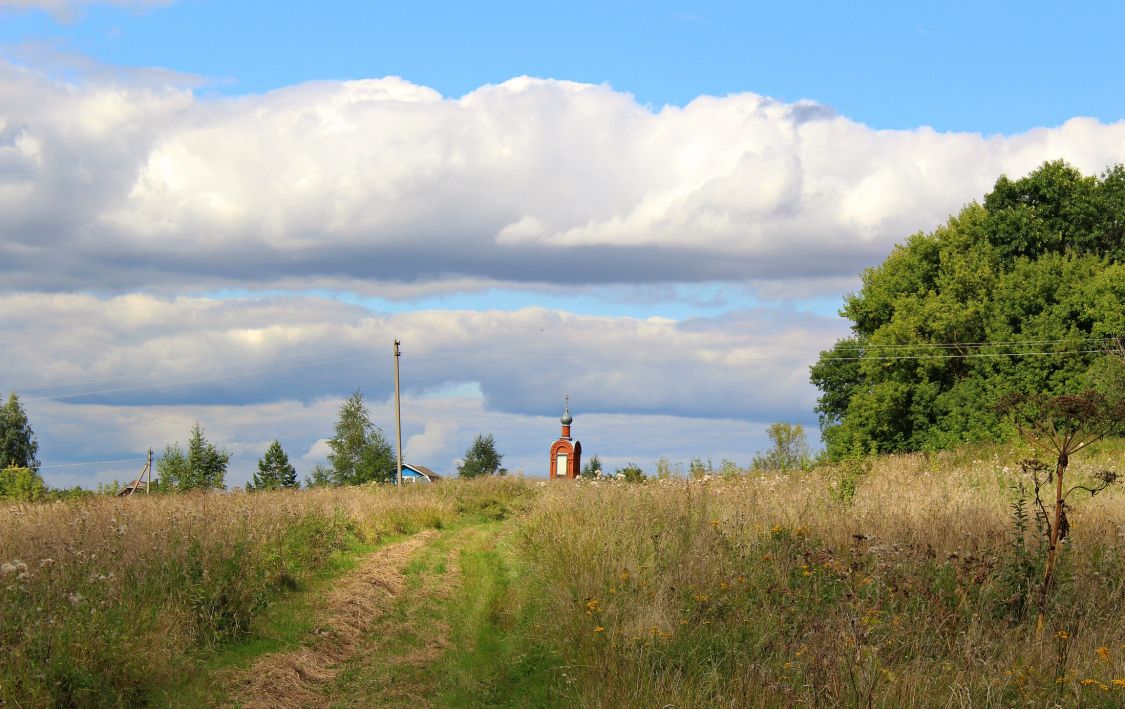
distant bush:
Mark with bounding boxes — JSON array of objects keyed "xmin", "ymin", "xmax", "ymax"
[
  {"xmin": 614, "ymin": 463, "xmax": 645, "ymax": 482},
  {"xmin": 0, "ymin": 466, "xmax": 46, "ymax": 502}
]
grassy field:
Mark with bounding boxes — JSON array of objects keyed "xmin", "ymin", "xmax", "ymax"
[{"xmin": 3, "ymin": 443, "xmax": 1124, "ymax": 707}]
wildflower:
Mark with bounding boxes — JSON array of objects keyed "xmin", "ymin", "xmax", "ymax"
[
  {"xmin": 586, "ymin": 598, "xmax": 599, "ymax": 612},
  {"xmin": 1056, "ymin": 630, "xmax": 1070, "ymax": 641},
  {"xmin": 1081, "ymin": 678, "xmax": 1108, "ymax": 690},
  {"xmin": 67, "ymin": 592, "xmax": 82, "ymax": 605},
  {"xmin": 593, "ymin": 626, "xmax": 604, "ymax": 633},
  {"xmin": 1097, "ymin": 646, "xmax": 1111, "ymax": 662},
  {"xmin": 0, "ymin": 562, "xmax": 14, "ymax": 576},
  {"xmin": 619, "ymin": 570, "xmax": 630, "ymax": 583},
  {"xmin": 1112, "ymin": 678, "xmax": 1125, "ymax": 688},
  {"xmin": 783, "ymin": 662, "xmax": 794, "ymax": 670},
  {"xmin": 762, "ymin": 553, "xmax": 772, "ymax": 561}
]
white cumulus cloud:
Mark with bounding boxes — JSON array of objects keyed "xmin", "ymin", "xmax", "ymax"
[{"xmin": 2, "ymin": 65, "xmax": 1124, "ymax": 294}]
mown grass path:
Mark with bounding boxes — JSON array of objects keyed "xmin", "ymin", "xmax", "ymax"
[
  {"xmin": 195, "ymin": 519, "xmax": 561, "ymax": 708},
  {"xmin": 325, "ymin": 520, "xmax": 560, "ymax": 708}
]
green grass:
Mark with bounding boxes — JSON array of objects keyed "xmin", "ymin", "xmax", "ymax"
[
  {"xmin": 323, "ymin": 521, "xmax": 562, "ymax": 708},
  {"xmin": 152, "ymin": 531, "xmax": 390, "ymax": 707},
  {"xmin": 431, "ymin": 529, "xmax": 561, "ymax": 708}
]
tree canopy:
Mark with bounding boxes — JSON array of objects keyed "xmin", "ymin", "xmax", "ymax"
[
  {"xmin": 156, "ymin": 423, "xmax": 230, "ymax": 491},
  {"xmin": 249, "ymin": 440, "xmax": 298, "ymax": 491},
  {"xmin": 0, "ymin": 393, "xmax": 39, "ymax": 472},
  {"xmin": 328, "ymin": 391, "xmax": 395, "ymax": 485},
  {"xmin": 810, "ymin": 161, "xmax": 1125, "ymax": 459},
  {"xmin": 751, "ymin": 423, "xmax": 812, "ymax": 471},
  {"xmin": 458, "ymin": 434, "xmax": 506, "ymax": 478}
]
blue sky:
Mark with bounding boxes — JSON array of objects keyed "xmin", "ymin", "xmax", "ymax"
[
  {"xmin": 2, "ymin": 0, "xmax": 1124, "ymax": 486},
  {"xmin": 3, "ymin": 0, "xmax": 1123, "ymax": 134}
]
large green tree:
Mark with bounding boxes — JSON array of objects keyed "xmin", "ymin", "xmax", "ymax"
[
  {"xmin": 811, "ymin": 161, "xmax": 1125, "ymax": 459},
  {"xmin": 457, "ymin": 434, "xmax": 506, "ymax": 478},
  {"xmin": 156, "ymin": 423, "xmax": 230, "ymax": 491},
  {"xmin": 328, "ymin": 391, "xmax": 395, "ymax": 485},
  {"xmin": 249, "ymin": 440, "xmax": 298, "ymax": 491},
  {"xmin": 0, "ymin": 393, "xmax": 39, "ymax": 471}
]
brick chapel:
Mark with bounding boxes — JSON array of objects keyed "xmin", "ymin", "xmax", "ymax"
[{"xmin": 549, "ymin": 397, "xmax": 581, "ymax": 480}]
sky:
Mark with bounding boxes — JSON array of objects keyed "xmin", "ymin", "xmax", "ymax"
[{"xmin": 1, "ymin": 0, "xmax": 1124, "ymax": 487}]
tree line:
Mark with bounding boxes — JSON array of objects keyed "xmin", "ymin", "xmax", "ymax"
[{"xmin": 0, "ymin": 389, "xmax": 517, "ymax": 501}]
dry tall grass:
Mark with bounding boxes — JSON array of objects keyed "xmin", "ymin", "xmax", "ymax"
[
  {"xmin": 0, "ymin": 476, "xmax": 534, "ymax": 707},
  {"xmin": 514, "ymin": 444, "xmax": 1125, "ymax": 707}
]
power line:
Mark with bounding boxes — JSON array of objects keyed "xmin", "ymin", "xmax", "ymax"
[
  {"xmin": 20, "ymin": 352, "xmax": 372, "ymax": 402},
  {"xmin": 816, "ymin": 347, "xmax": 1114, "ymax": 362},
  {"xmin": 4, "ymin": 344, "xmax": 371, "ymax": 394},
  {"xmin": 14, "ymin": 373, "xmax": 151, "ymax": 392},
  {"xmin": 37, "ymin": 457, "xmax": 141, "ymax": 470},
  {"xmin": 822, "ymin": 337, "xmax": 1118, "ymax": 351},
  {"xmin": 406, "ymin": 346, "xmax": 1115, "ymax": 363}
]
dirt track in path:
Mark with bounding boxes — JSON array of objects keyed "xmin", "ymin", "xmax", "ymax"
[{"xmin": 227, "ymin": 530, "xmax": 439, "ymax": 709}]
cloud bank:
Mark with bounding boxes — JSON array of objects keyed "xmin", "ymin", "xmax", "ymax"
[
  {"xmin": 3, "ymin": 65, "xmax": 1124, "ymax": 295},
  {"xmin": 1, "ymin": 292, "xmax": 844, "ymax": 421}
]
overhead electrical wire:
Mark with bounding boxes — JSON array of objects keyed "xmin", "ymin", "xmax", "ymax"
[
  {"xmin": 17, "ymin": 351, "xmax": 373, "ymax": 402},
  {"xmin": 37, "ymin": 457, "xmax": 143, "ymax": 470}
]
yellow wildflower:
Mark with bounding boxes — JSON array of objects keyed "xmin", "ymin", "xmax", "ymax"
[
  {"xmin": 1056, "ymin": 630, "xmax": 1070, "ymax": 641},
  {"xmin": 783, "ymin": 662, "xmax": 794, "ymax": 670},
  {"xmin": 1112, "ymin": 678, "xmax": 1125, "ymax": 688},
  {"xmin": 594, "ymin": 626, "xmax": 604, "ymax": 633},
  {"xmin": 1097, "ymin": 646, "xmax": 1111, "ymax": 662}
]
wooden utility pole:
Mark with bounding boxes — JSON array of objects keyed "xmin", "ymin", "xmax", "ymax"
[
  {"xmin": 394, "ymin": 339, "xmax": 403, "ymax": 487},
  {"xmin": 146, "ymin": 448, "xmax": 153, "ymax": 493}
]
